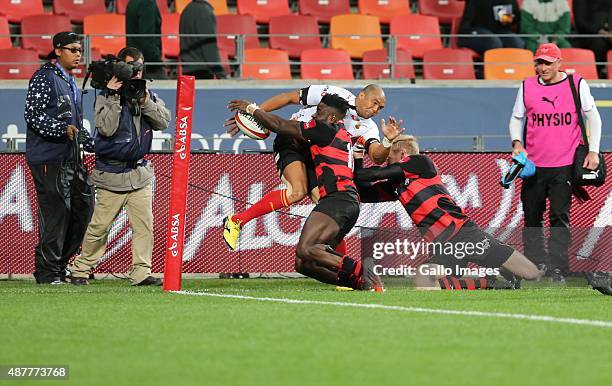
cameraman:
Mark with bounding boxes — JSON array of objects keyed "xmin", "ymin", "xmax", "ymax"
[
  {"xmin": 24, "ymin": 31, "xmax": 94, "ymax": 285},
  {"xmin": 70, "ymin": 47, "xmax": 170, "ymax": 286}
]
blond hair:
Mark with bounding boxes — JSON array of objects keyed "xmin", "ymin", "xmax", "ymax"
[{"xmin": 391, "ymin": 135, "xmax": 419, "ymax": 155}]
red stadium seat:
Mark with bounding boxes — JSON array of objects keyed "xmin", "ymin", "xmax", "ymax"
[
  {"xmin": 176, "ymin": 0, "xmax": 228, "ymax": 14},
  {"xmin": 560, "ymin": 48, "xmax": 598, "ymax": 80},
  {"xmin": 0, "ymin": 16, "xmax": 12, "ymax": 50},
  {"xmin": 269, "ymin": 15, "xmax": 322, "ymax": 58},
  {"xmin": 358, "ymin": 0, "xmax": 411, "ymax": 24},
  {"xmin": 21, "ymin": 14, "xmax": 72, "ymax": 58},
  {"xmin": 216, "ymin": 14, "xmax": 260, "ymax": 58},
  {"xmin": 298, "ymin": 0, "xmax": 350, "ymax": 24},
  {"xmin": 300, "ymin": 48, "xmax": 353, "ymax": 79},
  {"xmin": 242, "ymin": 48, "xmax": 291, "ymax": 80},
  {"xmin": 0, "ymin": 0, "xmax": 44, "ymax": 24},
  {"xmin": 116, "ymin": 0, "xmax": 169, "ymax": 14},
  {"xmin": 162, "ymin": 12, "xmax": 180, "ymax": 59},
  {"xmin": 0, "ymin": 48, "xmax": 40, "ymax": 79},
  {"xmin": 362, "ymin": 48, "xmax": 414, "ymax": 79},
  {"xmin": 218, "ymin": 48, "xmax": 231, "ymax": 76},
  {"xmin": 390, "ymin": 14, "xmax": 443, "ymax": 59},
  {"xmin": 237, "ymin": 0, "xmax": 291, "ymax": 24},
  {"xmin": 418, "ymin": 0, "xmax": 465, "ymax": 24},
  {"xmin": 422, "ymin": 48, "xmax": 476, "ymax": 80},
  {"xmin": 53, "ymin": 0, "xmax": 106, "ymax": 24},
  {"xmin": 83, "ymin": 14, "xmax": 126, "ymax": 56}
]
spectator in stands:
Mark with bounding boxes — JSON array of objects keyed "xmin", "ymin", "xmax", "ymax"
[
  {"xmin": 70, "ymin": 47, "xmax": 170, "ymax": 286},
  {"xmin": 24, "ymin": 32, "xmax": 95, "ymax": 284},
  {"xmin": 573, "ymin": 0, "xmax": 612, "ymax": 76},
  {"xmin": 179, "ymin": 0, "xmax": 227, "ymax": 79},
  {"xmin": 508, "ymin": 43, "xmax": 602, "ymax": 282},
  {"xmin": 458, "ymin": 0, "xmax": 525, "ymax": 57},
  {"xmin": 521, "ymin": 0, "xmax": 572, "ymax": 53},
  {"xmin": 126, "ymin": 0, "xmax": 166, "ymax": 79}
]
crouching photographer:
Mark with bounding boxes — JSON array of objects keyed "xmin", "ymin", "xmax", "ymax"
[{"xmin": 70, "ymin": 47, "xmax": 171, "ymax": 286}]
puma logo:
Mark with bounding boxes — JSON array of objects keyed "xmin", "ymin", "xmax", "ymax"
[{"xmin": 542, "ymin": 96, "xmax": 558, "ymax": 109}]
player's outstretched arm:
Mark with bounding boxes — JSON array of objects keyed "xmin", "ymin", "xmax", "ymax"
[
  {"xmin": 354, "ymin": 164, "xmax": 405, "ymax": 183},
  {"xmin": 259, "ymin": 90, "xmax": 301, "ymax": 112},
  {"xmin": 228, "ymin": 99, "xmax": 304, "ymax": 140},
  {"xmin": 368, "ymin": 117, "xmax": 405, "ymax": 164}
]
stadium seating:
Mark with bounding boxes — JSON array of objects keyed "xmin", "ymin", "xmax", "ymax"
[
  {"xmin": 237, "ymin": 0, "xmax": 291, "ymax": 24},
  {"xmin": 484, "ymin": 48, "xmax": 534, "ymax": 80},
  {"xmin": 330, "ymin": 14, "xmax": 384, "ymax": 58},
  {"xmin": 176, "ymin": 0, "xmax": 229, "ymax": 14},
  {"xmin": 0, "ymin": 48, "xmax": 40, "ymax": 79},
  {"xmin": 53, "ymin": 0, "xmax": 106, "ymax": 24},
  {"xmin": 422, "ymin": 48, "xmax": 476, "ymax": 80},
  {"xmin": 21, "ymin": 14, "xmax": 72, "ymax": 58},
  {"xmin": 362, "ymin": 48, "xmax": 414, "ymax": 79},
  {"xmin": 608, "ymin": 50, "xmax": 612, "ymax": 80},
  {"xmin": 560, "ymin": 48, "xmax": 598, "ymax": 80},
  {"xmin": 418, "ymin": 0, "xmax": 465, "ymax": 24},
  {"xmin": 218, "ymin": 48, "xmax": 231, "ymax": 76},
  {"xmin": 161, "ymin": 13, "xmax": 180, "ymax": 59},
  {"xmin": 83, "ymin": 14, "xmax": 126, "ymax": 56},
  {"xmin": 0, "ymin": 0, "xmax": 44, "ymax": 24},
  {"xmin": 116, "ymin": 0, "xmax": 169, "ymax": 14},
  {"xmin": 298, "ymin": 0, "xmax": 350, "ymax": 24},
  {"xmin": 242, "ymin": 48, "xmax": 291, "ymax": 79},
  {"xmin": 0, "ymin": 16, "xmax": 12, "ymax": 50},
  {"xmin": 390, "ymin": 14, "xmax": 443, "ymax": 58},
  {"xmin": 358, "ymin": 0, "xmax": 411, "ymax": 24},
  {"xmin": 268, "ymin": 15, "xmax": 322, "ymax": 58},
  {"xmin": 216, "ymin": 14, "xmax": 260, "ymax": 58},
  {"xmin": 300, "ymin": 48, "xmax": 353, "ymax": 79}
]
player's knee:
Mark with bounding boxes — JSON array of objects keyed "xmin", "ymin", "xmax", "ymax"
[
  {"xmin": 294, "ymin": 257, "xmax": 306, "ymax": 274},
  {"xmin": 296, "ymin": 243, "xmax": 315, "ymax": 262},
  {"xmin": 286, "ymin": 189, "xmax": 307, "ymax": 203}
]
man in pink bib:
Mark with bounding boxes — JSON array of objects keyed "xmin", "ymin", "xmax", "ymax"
[{"xmin": 508, "ymin": 43, "xmax": 602, "ymax": 282}]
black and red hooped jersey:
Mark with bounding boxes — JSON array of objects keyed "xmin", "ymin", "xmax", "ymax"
[
  {"xmin": 355, "ymin": 155, "xmax": 469, "ymax": 242},
  {"xmin": 301, "ymin": 119, "xmax": 357, "ymax": 199}
]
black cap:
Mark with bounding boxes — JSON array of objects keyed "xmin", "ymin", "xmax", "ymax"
[{"xmin": 47, "ymin": 32, "xmax": 81, "ymax": 60}]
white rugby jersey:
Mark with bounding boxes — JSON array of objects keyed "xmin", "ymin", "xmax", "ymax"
[{"xmin": 291, "ymin": 85, "xmax": 380, "ymax": 144}]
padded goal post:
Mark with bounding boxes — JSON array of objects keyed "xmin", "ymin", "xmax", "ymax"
[{"xmin": 163, "ymin": 75, "xmax": 195, "ymax": 291}]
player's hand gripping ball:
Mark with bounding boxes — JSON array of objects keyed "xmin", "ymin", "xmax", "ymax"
[{"xmin": 234, "ymin": 111, "xmax": 270, "ymax": 140}]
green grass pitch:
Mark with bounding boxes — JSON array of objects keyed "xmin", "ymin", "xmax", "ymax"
[{"xmin": 1, "ymin": 278, "xmax": 611, "ymax": 386}]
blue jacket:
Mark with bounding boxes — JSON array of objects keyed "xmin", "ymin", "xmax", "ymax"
[{"xmin": 24, "ymin": 62, "xmax": 94, "ymax": 164}]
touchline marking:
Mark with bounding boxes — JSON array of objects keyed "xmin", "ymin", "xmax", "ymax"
[{"xmin": 173, "ymin": 291, "xmax": 612, "ymax": 329}]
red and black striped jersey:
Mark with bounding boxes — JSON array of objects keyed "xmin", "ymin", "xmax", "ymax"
[
  {"xmin": 354, "ymin": 155, "xmax": 469, "ymax": 242},
  {"xmin": 301, "ymin": 119, "xmax": 357, "ymax": 199}
]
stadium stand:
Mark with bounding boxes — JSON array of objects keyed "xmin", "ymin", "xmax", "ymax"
[
  {"xmin": 21, "ymin": 14, "xmax": 72, "ymax": 58},
  {"xmin": 362, "ymin": 48, "xmax": 414, "ymax": 79},
  {"xmin": 176, "ymin": 0, "xmax": 229, "ymax": 14},
  {"xmin": 300, "ymin": 48, "xmax": 354, "ymax": 79},
  {"xmin": 216, "ymin": 14, "xmax": 260, "ymax": 58},
  {"xmin": 330, "ymin": 14, "xmax": 384, "ymax": 58},
  {"xmin": 116, "ymin": 0, "xmax": 170, "ymax": 14},
  {"xmin": 268, "ymin": 15, "xmax": 322, "ymax": 58},
  {"xmin": 83, "ymin": 14, "xmax": 126, "ymax": 56},
  {"xmin": 358, "ymin": 0, "xmax": 411, "ymax": 24},
  {"xmin": 422, "ymin": 48, "xmax": 476, "ymax": 80},
  {"xmin": 298, "ymin": 0, "xmax": 350, "ymax": 24},
  {"xmin": 0, "ymin": 48, "xmax": 40, "ymax": 79},
  {"xmin": 390, "ymin": 14, "xmax": 443, "ymax": 59},
  {"xmin": 484, "ymin": 48, "xmax": 535, "ymax": 80},
  {"xmin": 53, "ymin": 0, "xmax": 107, "ymax": 24},
  {"xmin": 560, "ymin": 48, "xmax": 598, "ymax": 80},
  {"xmin": 161, "ymin": 12, "xmax": 181, "ymax": 59},
  {"xmin": 242, "ymin": 48, "xmax": 291, "ymax": 79},
  {"xmin": 237, "ymin": 0, "xmax": 291, "ymax": 24},
  {"xmin": 418, "ymin": 0, "xmax": 465, "ymax": 24},
  {"xmin": 0, "ymin": 0, "xmax": 44, "ymax": 24},
  {"xmin": 608, "ymin": 50, "xmax": 612, "ymax": 80}
]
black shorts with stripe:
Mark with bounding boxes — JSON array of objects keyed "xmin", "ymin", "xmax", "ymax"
[{"xmin": 311, "ymin": 191, "xmax": 360, "ymax": 248}]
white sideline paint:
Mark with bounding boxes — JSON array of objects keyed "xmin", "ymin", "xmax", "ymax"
[{"xmin": 173, "ymin": 291, "xmax": 612, "ymax": 329}]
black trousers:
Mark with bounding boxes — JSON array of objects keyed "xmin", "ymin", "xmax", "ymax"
[
  {"xmin": 521, "ymin": 165, "xmax": 572, "ymax": 271},
  {"xmin": 29, "ymin": 163, "xmax": 94, "ymax": 283}
]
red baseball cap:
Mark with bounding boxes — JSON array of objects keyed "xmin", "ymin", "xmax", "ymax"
[{"xmin": 534, "ymin": 43, "xmax": 562, "ymax": 62}]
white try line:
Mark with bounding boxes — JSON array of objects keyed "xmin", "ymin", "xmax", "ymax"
[{"xmin": 173, "ymin": 291, "xmax": 612, "ymax": 329}]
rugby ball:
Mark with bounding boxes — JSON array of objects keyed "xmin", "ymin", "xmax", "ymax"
[{"xmin": 234, "ymin": 112, "xmax": 270, "ymax": 140}]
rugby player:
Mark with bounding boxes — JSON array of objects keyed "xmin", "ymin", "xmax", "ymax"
[
  {"xmin": 354, "ymin": 135, "xmax": 544, "ymax": 289},
  {"xmin": 223, "ymin": 84, "xmax": 402, "ymax": 251},
  {"xmin": 228, "ymin": 94, "xmax": 385, "ymax": 290}
]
